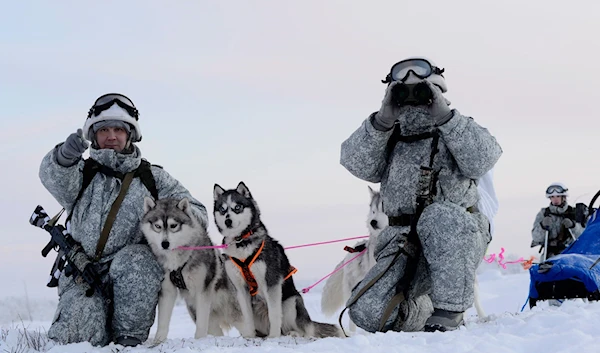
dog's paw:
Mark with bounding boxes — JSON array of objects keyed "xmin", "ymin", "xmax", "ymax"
[
  {"xmin": 194, "ymin": 331, "xmax": 208, "ymax": 339},
  {"xmin": 153, "ymin": 332, "xmax": 167, "ymax": 344},
  {"xmin": 287, "ymin": 330, "xmax": 302, "ymax": 337},
  {"xmin": 240, "ymin": 330, "xmax": 257, "ymax": 338},
  {"xmin": 149, "ymin": 340, "xmax": 164, "ymax": 348}
]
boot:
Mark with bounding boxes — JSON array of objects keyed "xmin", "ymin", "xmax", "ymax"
[
  {"xmin": 424, "ymin": 308, "xmax": 464, "ymax": 332},
  {"xmin": 115, "ymin": 335, "xmax": 142, "ymax": 347}
]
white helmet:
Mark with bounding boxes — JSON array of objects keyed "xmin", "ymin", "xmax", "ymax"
[
  {"xmin": 384, "ymin": 56, "xmax": 448, "ymax": 93},
  {"xmin": 545, "ymin": 182, "xmax": 569, "ymax": 198},
  {"xmin": 82, "ymin": 93, "xmax": 142, "ymax": 142}
]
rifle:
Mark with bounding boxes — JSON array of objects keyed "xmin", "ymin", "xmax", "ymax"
[{"xmin": 30, "ymin": 205, "xmax": 112, "ymax": 301}]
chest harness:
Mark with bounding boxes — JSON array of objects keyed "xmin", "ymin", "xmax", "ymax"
[{"xmin": 228, "ymin": 230, "xmax": 297, "ymax": 296}]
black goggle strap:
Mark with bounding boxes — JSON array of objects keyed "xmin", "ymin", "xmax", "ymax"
[
  {"xmin": 94, "ymin": 93, "xmax": 135, "ymax": 107},
  {"xmin": 382, "ymin": 60, "xmax": 445, "ymax": 84},
  {"xmin": 547, "ymin": 186, "xmax": 567, "ymax": 195},
  {"xmin": 87, "ymin": 99, "xmax": 139, "ymax": 119}
]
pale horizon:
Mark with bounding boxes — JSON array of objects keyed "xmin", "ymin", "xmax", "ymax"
[{"xmin": 1, "ymin": 0, "xmax": 599, "ymax": 298}]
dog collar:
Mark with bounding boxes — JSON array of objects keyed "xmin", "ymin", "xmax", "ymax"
[{"xmin": 234, "ymin": 230, "xmax": 253, "ymax": 243}]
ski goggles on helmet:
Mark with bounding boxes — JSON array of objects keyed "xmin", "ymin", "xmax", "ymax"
[
  {"xmin": 87, "ymin": 93, "xmax": 139, "ymax": 120},
  {"xmin": 382, "ymin": 58, "xmax": 445, "ymax": 84},
  {"xmin": 546, "ymin": 185, "xmax": 568, "ymax": 196}
]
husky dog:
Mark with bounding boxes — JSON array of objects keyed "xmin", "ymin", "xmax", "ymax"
[
  {"xmin": 213, "ymin": 182, "xmax": 344, "ymax": 338},
  {"xmin": 141, "ymin": 197, "xmax": 244, "ymax": 342},
  {"xmin": 321, "ymin": 186, "xmax": 388, "ymax": 332}
]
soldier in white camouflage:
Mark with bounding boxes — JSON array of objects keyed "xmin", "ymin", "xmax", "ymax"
[
  {"xmin": 340, "ymin": 57, "xmax": 502, "ymax": 332},
  {"xmin": 39, "ymin": 93, "xmax": 207, "ymax": 347},
  {"xmin": 531, "ymin": 182, "xmax": 587, "ymax": 259}
]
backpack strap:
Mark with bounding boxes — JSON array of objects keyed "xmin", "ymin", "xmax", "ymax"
[
  {"xmin": 66, "ymin": 158, "xmax": 102, "ymax": 223},
  {"xmin": 135, "ymin": 159, "xmax": 159, "ymax": 201}
]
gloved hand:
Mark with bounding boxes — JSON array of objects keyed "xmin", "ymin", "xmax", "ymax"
[
  {"xmin": 372, "ymin": 81, "xmax": 402, "ymax": 131},
  {"xmin": 540, "ymin": 216, "xmax": 553, "ymax": 230},
  {"xmin": 57, "ymin": 128, "xmax": 89, "ymax": 167},
  {"xmin": 425, "ymin": 81, "xmax": 453, "ymax": 126},
  {"xmin": 561, "ymin": 218, "xmax": 575, "ymax": 229}
]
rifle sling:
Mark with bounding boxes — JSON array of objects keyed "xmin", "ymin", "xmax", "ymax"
[{"xmin": 94, "ymin": 171, "xmax": 134, "ymax": 262}]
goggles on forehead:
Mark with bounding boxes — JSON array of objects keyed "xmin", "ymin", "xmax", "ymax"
[
  {"xmin": 87, "ymin": 93, "xmax": 139, "ymax": 120},
  {"xmin": 382, "ymin": 58, "xmax": 445, "ymax": 84},
  {"xmin": 546, "ymin": 185, "xmax": 568, "ymax": 196}
]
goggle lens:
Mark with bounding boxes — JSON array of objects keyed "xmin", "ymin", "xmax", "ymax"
[
  {"xmin": 391, "ymin": 59, "xmax": 433, "ymax": 81},
  {"xmin": 546, "ymin": 185, "xmax": 567, "ymax": 195}
]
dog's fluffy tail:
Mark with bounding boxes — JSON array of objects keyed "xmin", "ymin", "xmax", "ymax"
[
  {"xmin": 307, "ymin": 321, "xmax": 344, "ymax": 338},
  {"xmin": 320, "ymin": 260, "xmax": 345, "ymax": 316}
]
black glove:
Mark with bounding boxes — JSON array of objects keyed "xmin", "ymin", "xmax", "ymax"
[{"xmin": 57, "ymin": 128, "xmax": 89, "ymax": 167}]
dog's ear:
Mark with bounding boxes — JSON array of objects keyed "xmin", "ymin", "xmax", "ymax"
[
  {"xmin": 368, "ymin": 185, "xmax": 376, "ymax": 198},
  {"xmin": 236, "ymin": 181, "xmax": 252, "ymax": 199},
  {"xmin": 143, "ymin": 197, "xmax": 156, "ymax": 213},
  {"xmin": 214, "ymin": 184, "xmax": 225, "ymax": 200},
  {"xmin": 177, "ymin": 197, "xmax": 190, "ymax": 213}
]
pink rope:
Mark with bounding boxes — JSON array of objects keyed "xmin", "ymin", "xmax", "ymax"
[
  {"xmin": 301, "ymin": 249, "xmax": 367, "ymax": 294},
  {"xmin": 284, "ymin": 236, "xmax": 370, "ymax": 250},
  {"xmin": 175, "ymin": 235, "xmax": 370, "ymax": 251},
  {"xmin": 484, "ymin": 247, "xmax": 525, "ymax": 269},
  {"xmin": 176, "ymin": 244, "xmax": 228, "ymax": 250},
  {"xmin": 496, "ymin": 247, "xmax": 524, "ymax": 269},
  {"xmin": 483, "ymin": 253, "xmax": 496, "ymax": 263}
]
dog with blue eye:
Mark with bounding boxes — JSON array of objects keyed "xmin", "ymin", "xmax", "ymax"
[{"xmin": 213, "ymin": 181, "xmax": 343, "ymax": 338}]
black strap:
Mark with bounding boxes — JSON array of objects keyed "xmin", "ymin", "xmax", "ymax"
[
  {"xmin": 135, "ymin": 160, "xmax": 159, "ymax": 201},
  {"xmin": 544, "ymin": 206, "xmax": 576, "ymax": 220},
  {"xmin": 388, "ymin": 214, "xmax": 414, "ymax": 227},
  {"xmin": 66, "ymin": 158, "xmax": 159, "ymax": 223},
  {"xmin": 338, "ymin": 248, "xmax": 405, "ymax": 337},
  {"xmin": 170, "ymin": 263, "xmax": 188, "ymax": 290},
  {"xmin": 386, "ymin": 123, "xmax": 438, "ymax": 160},
  {"xmin": 344, "ymin": 243, "xmax": 367, "ymax": 253}
]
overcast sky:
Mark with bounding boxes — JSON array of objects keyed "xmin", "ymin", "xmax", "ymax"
[{"xmin": 1, "ymin": 1, "xmax": 598, "ymax": 298}]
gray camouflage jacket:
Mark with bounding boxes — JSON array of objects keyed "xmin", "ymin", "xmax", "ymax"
[
  {"xmin": 531, "ymin": 203, "xmax": 586, "ymax": 248},
  {"xmin": 39, "ymin": 144, "xmax": 208, "ymax": 262},
  {"xmin": 341, "ymin": 110, "xmax": 502, "ymax": 216}
]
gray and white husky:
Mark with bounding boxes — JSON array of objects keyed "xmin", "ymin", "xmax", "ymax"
[
  {"xmin": 213, "ymin": 182, "xmax": 344, "ymax": 338},
  {"xmin": 320, "ymin": 186, "xmax": 388, "ymax": 332},
  {"xmin": 141, "ymin": 197, "xmax": 244, "ymax": 342}
]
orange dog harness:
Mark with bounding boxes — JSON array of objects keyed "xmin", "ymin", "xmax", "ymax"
[{"xmin": 230, "ymin": 240, "xmax": 297, "ymax": 296}]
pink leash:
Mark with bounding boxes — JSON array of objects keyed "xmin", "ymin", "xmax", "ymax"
[
  {"xmin": 301, "ymin": 249, "xmax": 367, "ymax": 294},
  {"xmin": 484, "ymin": 247, "xmax": 525, "ymax": 269},
  {"xmin": 176, "ymin": 244, "xmax": 228, "ymax": 250},
  {"xmin": 175, "ymin": 235, "xmax": 370, "ymax": 251},
  {"xmin": 174, "ymin": 235, "xmax": 371, "ymax": 294}
]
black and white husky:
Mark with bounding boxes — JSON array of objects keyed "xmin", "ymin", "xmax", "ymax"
[
  {"xmin": 320, "ymin": 186, "xmax": 388, "ymax": 332},
  {"xmin": 141, "ymin": 197, "xmax": 245, "ymax": 342},
  {"xmin": 213, "ymin": 182, "xmax": 344, "ymax": 338}
]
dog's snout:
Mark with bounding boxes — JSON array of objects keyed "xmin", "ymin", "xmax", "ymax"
[
  {"xmin": 370, "ymin": 219, "xmax": 378, "ymax": 229},
  {"xmin": 224, "ymin": 219, "xmax": 233, "ymax": 228},
  {"xmin": 161, "ymin": 241, "xmax": 170, "ymax": 249}
]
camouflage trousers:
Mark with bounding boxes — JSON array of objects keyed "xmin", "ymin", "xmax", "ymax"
[
  {"xmin": 348, "ymin": 201, "xmax": 490, "ymax": 332},
  {"xmin": 48, "ymin": 244, "xmax": 163, "ymax": 346}
]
